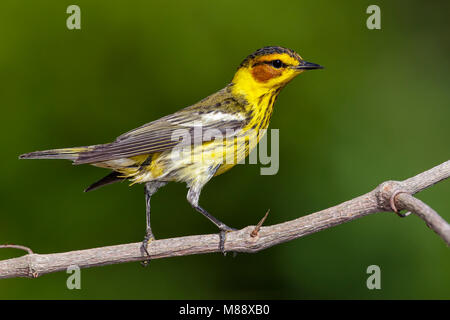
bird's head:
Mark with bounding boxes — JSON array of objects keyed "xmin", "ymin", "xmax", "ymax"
[{"xmin": 231, "ymin": 46, "xmax": 323, "ymax": 98}]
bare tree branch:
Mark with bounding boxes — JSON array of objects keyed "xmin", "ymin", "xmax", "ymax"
[{"xmin": 1, "ymin": 160, "xmax": 449, "ymax": 279}]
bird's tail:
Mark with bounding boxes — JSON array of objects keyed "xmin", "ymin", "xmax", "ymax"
[{"xmin": 19, "ymin": 146, "xmax": 92, "ymax": 161}]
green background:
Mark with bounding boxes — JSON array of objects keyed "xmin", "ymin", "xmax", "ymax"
[{"xmin": 0, "ymin": 0, "xmax": 449, "ymax": 299}]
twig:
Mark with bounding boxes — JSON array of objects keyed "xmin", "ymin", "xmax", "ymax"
[
  {"xmin": 395, "ymin": 193, "xmax": 450, "ymax": 244},
  {"xmin": 251, "ymin": 209, "xmax": 270, "ymax": 237},
  {"xmin": 0, "ymin": 160, "xmax": 448, "ymax": 279},
  {"xmin": 0, "ymin": 244, "xmax": 34, "ymax": 254}
]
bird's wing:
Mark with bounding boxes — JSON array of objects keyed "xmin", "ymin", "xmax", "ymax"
[{"xmin": 74, "ymin": 88, "xmax": 248, "ymax": 165}]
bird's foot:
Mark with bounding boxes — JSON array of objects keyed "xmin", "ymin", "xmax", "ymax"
[
  {"xmin": 219, "ymin": 225, "xmax": 237, "ymax": 256},
  {"xmin": 140, "ymin": 230, "xmax": 155, "ymax": 267}
]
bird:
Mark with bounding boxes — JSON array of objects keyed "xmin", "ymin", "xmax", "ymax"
[{"xmin": 20, "ymin": 46, "xmax": 323, "ymax": 257}]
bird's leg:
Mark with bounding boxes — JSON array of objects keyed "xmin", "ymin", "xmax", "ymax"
[
  {"xmin": 187, "ymin": 186, "xmax": 236, "ymax": 255},
  {"xmin": 141, "ymin": 181, "xmax": 166, "ymax": 265},
  {"xmin": 142, "ymin": 189, "xmax": 154, "ymax": 256},
  {"xmin": 194, "ymin": 204, "xmax": 237, "ymax": 254}
]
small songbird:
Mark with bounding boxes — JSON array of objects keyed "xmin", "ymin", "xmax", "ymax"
[{"xmin": 20, "ymin": 46, "xmax": 323, "ymax": 255}]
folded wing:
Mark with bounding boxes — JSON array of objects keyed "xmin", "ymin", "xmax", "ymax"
[{"xmin": 74, "ymin": 89, "xmax": 248, "ymax": 165}]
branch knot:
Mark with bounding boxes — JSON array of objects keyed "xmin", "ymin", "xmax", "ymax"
[{"xmin": 375, "ymin": 180, "xmax": 403, "ymax": 211}]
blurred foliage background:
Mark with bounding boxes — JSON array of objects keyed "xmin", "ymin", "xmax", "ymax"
[{"xmin": 0, "ymin": 0, "xmax": 449, "ymax": 299}]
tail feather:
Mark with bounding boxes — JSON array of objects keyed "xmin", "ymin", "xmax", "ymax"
[
  {"xmin": 19, "ymin": 147, "xmax": 90, "ymax": 161},
  {"xmin": 84, "ymin": 171, "xmax": 124, "ymax": 192}
]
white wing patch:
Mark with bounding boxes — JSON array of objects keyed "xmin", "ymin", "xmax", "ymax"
[{"xmin": 201, "ymin": 112, "xmax": 245, "ymax": 123}]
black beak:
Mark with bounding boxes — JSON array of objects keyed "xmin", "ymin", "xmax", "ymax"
[{"xmin": 294, "ymin": 60, "xmax": 324, "ymax": 70}]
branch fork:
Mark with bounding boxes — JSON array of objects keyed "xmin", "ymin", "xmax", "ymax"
[{"xmin": 390, "ymin": 190, "xmax": 412, "ymax": 217}]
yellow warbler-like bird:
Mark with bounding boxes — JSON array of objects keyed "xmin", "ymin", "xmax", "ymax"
[{"xmin": 20, "ymin": 46, "xmax": 322, "ymax": 255}]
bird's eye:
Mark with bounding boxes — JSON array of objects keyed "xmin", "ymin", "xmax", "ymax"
[{"xmin": 271, "ymin": 60, "xmax": 283, "ymax": 69}]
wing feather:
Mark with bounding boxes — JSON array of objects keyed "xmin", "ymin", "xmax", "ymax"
[{"xmin": 74, "ymin": 87, "xmax": 248, "ymax": 165}]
